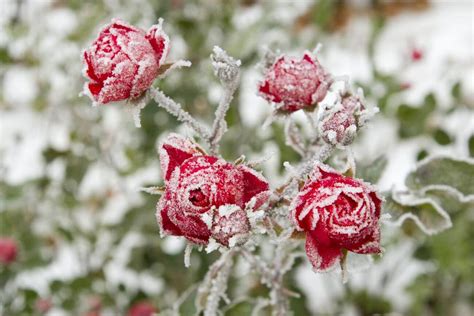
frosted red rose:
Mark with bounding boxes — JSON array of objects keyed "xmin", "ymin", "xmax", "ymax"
[
  {"xmin": 319, "ymin": 94, "xmax": 364, "ymax": 145},
  {"xmin": 83, "ymin": 19, "xmax": 169, "ymax": 104},
  {"xmin": 156, "ymin": 134, "xmax": 270, "ymax": 246},
  {"xmin": 0, "ymin": 237, "xmax": 18, "ymax": 265},
  {"xmin": 258, "ymin": 52, "xmax": 332, "ymax": 113},
  {"xmin": 291, "ymin": 165, "xmax": 382, "ymax": 272}
]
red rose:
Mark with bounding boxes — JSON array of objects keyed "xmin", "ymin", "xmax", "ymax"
[
  {"xmin": 258, "ymin": 52, "xmax": 332, "ymax": 113},
  {"xmin": 319, "ymin": 94, "xmax": 364, "ymax": 145},
  {"xmin": 127, "ymin": 301, "xmax": 156, "ymax": 316},
  {"xmin": 0, "ymin": 237, "xmax": 18, "ymax": 265},
  {"xmin": 156, "ymin": 134, "xmax": 270, "ymax": 245},
  {"xmin": 83, "ymin": 19, "xmax": 169, "ymax": 104},
  {"xmin": 290, "ymin": 164, "xmax": 382, "ymax": 272}
]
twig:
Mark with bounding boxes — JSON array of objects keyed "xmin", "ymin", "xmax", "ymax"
[
  {"xmin": 149, "ymin": 88, "xmax": 211, "ymax": 139},
  {"xmin": 284, "ymin": 119, "xmax": 306, "ymax": 157},
  {"xmin": 209, "ymin": 46, "xmax": 241, "ymax": 153}
]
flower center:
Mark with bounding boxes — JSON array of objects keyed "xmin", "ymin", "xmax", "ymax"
[{"xmin": 189, "ymin": 189, "xmax": 209, "ymax": 207}]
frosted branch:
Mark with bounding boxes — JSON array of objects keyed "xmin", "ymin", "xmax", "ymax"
[
  {"xmin": 150, "ymin": 88, "xmax": 211, "ymax": 139},
  {"xmin": 209, "ymin": 46, "xmax": 241, "ymax": 153},
  {"xmin": 297, "ymin": 143, "xmax": 335, "ymax": 179},
  {"xmin": 284, "ymin": 119, "xmax": 306, "ymax": 157}
]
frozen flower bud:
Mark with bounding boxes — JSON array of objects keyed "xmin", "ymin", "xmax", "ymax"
[
  {"xmin": 156, "ymin": 134, "xmax": 270, "ymax": 246},
  {"xmin": 319, "ymin": 94, "xmax": 365, "ymax": 146},
  {"xmin": 83, "ymin": 19, "xmax": 170, "ymax": 104},
  {"xmin": 258, "ymin": 51, "xmax": 332, "ymax": 113},
  {"xmin": 290, "ymin": 164, "xmax": 383, "ymax": 272},
  {"xmin": 211, "ymin": 46, "xmax": 241, "ymax": 85},
  {"xmin": 127, "ymin": 301, "xmax": 156, "ymax": 316},
  {"xmin": 0, "ymin": 237, "xmax": 18, "ymax": 265}
]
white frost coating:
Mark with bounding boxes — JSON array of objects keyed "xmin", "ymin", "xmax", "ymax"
[
  {"xmin": 150, "ymin": 18, "xmax": 171, "ymax": 66},
  {"xmin": 139, "ymin": 186, "xmax": 164, "ymax": 195},
  {"xmin": 385, "ymin": 190, "xmax": 452, "ymax": 235},
  {"xmin": 420, "ymin": 184, "xmax": 474, "ymax": 202},
  {"xmin": 158, "ymin": 59, "xmax": 192, "ymax": 79},
  {"xmin": 184, "ymin": 243, "xmax": 193, "ymax": 268},
  {"xmin": 209, "ymin": 46, "xmax": 241, "ymax": 153},
  {"xmin": 218, "ymin": 204, "xmax": 241, "ymax": 217},
  {"xmin": 205, "ymin": 238, "xmax": 220, "ymax": 253},
  {"xmin": 201, "ymin": 211, "xmax": 213, "ymax": 230}
]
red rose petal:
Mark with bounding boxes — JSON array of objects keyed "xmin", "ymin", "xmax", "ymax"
[
  {"xmin": 159, "ymin": 134, "xmax": 201, "ymax": 181},
  {"xmin": 305, "ymin": 232, "xmax": 342, "ymax": 272},
  {"xmin": 239, "ymin": 165, "xmax": 270, "ymax": 209}
]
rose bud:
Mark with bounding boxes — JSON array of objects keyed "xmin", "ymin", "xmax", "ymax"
[
  {"xmin": 127, "ymin": 301, "xmax": 156, "ymax": 316},
  {"xmin": 258, "ymin": 51, "xmax": 332, "ymax": 113},
  {"xmin": 290, "ymin": 164, "xmax": 383, "ymax": 272},
  {"xmin": 319, "ymin": 93, "xmax": 365, "ymax": 146},
  {"xmin": 156, "ymin": 134, "xmax": 270, "ymax": 246},
  {"xmin": 83, "ymin": 19, "xmax": 170, "ymax": 104},
  {"xmin": 0, "ymin": 237, "xmax": 18, "ymax": 265}
]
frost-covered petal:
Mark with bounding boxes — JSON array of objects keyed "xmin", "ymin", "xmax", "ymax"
[
  {"xmin": 156, "ymin": 194, "xmax": 183, "ymax": 236},
  {"xmin": 346, "ymin": 227, "xmax": 382, "ymax": 254},
  {"xmin": 238, "ymin": 165, "xmax": 270, "ymax": 209},
  {"xmin": 146, "ymin": 19, "xmax": 170, "ymax": 66},
  {"xmin": 305, "ymin": 232, "xmax": 342, "ymax": 272},
  {"xmin": 159, "ymin": 133, "xmax": 201, "ymax": 182}
]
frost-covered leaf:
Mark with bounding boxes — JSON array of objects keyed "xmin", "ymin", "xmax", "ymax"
[
  {"xmin": 384, "ymin": 190, "xmax": 452, "ymax": 235},
  {"xmin": 406, "ymin": 156, "xmax": 474, "ymax": 199},
  {"xmin": 356, "ymin": 155, "xmax": 387, "ymax": 184}
]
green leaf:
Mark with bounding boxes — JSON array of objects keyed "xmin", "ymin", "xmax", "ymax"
[
  {"xmin": 406, "ymin": 156, "xmax": 474, "ymax": 199},
  {"xmin": 356, "ymin": 155, "xmax": 387, "ymax": 184},
  {"xmin": 396, "ymin": 93, "xmax": 437, "ymax": 138},
  {"xmin": 432, "ymin": 129, "xmax": 452, "ymax": 146},
  {"xmin": 451, "ymin": 81, "xmax": 462, "ymax": 101},
  {"xmin": 384, "ymin": 190, "xmax": 452, "ymax": 235}
]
